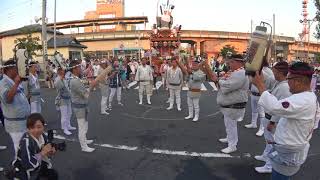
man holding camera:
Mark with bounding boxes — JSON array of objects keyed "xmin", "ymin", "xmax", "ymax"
[
  {"xmin": 12, "ymin": 113, "xmax": 58, "ymax": 180},
  {"xmin": 69, "ymin": 60, "xmax": 95, "ymax": 153},
  {"xmin": 252, "ymin": 62, "xmax": 319, "ymax": 180},
  {"xmin": 0, "ymin": 60, "xmax": 31, "ymax": 159}
]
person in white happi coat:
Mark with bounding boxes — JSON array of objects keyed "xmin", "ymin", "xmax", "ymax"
[
  {"xmin": 253, "ymin": 61, "xmax": 292, "ymax": 173},
  {"xmin": 54, "ymin": 67, "xmax": 76, "ymax": 136},
  {"xmin": 245, "ymin": 62, "xmax": 275, "ymax": 137},
  {"xmin": 27, "ymin": 62, "xmax": 42, "ymax": 113},
  {"xmin": 97, "ymin": 60, "xmax": 112, "ymax": 115},
  {"xmin": 135, "ymin": 58, "xmax": 153, "ymax": 105},
  {"xmin": 214, "ymin": 54, "xmax": 249, "ymax": 154},
  {"xmin": 177, "ymin": 57, "xmax": 206, "ymax": 122},
  {"xmin": 166, "ymin": 59, "xmax": 183, "ymax": 111},
  {"xmin": 0, "ymin": 60, "xmax": 31, "ymax": 160},
  {"xmin": 252, "ymin": 62, "xmax": 320, "ymax": 179},
  {"xmin": 68, "ymin": 60, "xmax": 95, "ymax": 152}
]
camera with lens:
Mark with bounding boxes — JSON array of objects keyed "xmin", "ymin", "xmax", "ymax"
[{"xmin": 47, "ymin": 130, "xmax": 66, "ymax": 151}]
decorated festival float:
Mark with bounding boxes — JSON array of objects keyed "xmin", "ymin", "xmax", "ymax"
[{"xmin": 149, "ymin": 0, "xmax": 182, "ymax": 67}]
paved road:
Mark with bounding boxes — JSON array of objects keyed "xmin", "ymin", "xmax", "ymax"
[{"xmin": 1, "ymin": 84, "xmax": 320, "ymax": 180}]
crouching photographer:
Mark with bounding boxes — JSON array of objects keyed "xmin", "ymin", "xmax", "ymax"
[{"xmin": 6, "ymin": 113, "xmax": 58, "ymax": 180}]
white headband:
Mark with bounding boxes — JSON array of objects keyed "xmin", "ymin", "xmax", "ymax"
[
  {"xmin": 0, "ymin": 64, "xmax": 16, "ymax": 68},
  {"xmin": 68, "ymin": 63, "xmax": 81, "ymax": 69}
]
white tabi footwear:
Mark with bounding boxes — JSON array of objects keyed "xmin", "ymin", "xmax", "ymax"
[
  {"xmin": 255, "ymin": 165, "xmax": 272, "ymax": 174},
  {"xmin": 184, "ymin": 115, "xmax": 193, "ymax": 120},
  {"xmin": 167, "ymin": 105, "xmax": 173, "ymax": 110},
  {"xmin": 254, "ymin": 155, "xmax": 267, "ymax": 162},
  {"xmin": 256, "ymin": 129, "xmax": 264, "ymax": 137},
  {"xmin": 218, "ymin": 138, "xmax": 228, "ymax": 143},
  {"xmin": 86, "ymin": 140, "xmax": 94, "ymax": 145},
  {"xmin": 245, "ymin": 124, "xmax": 257, "ymax": 129},
  {"xmin": 68, "ymin": 126, "xmax": 77, "ymax": 131},
  {"xmin": 221, "ymin": 146, "xmax": 237, "ymax": 154},
  {"xmin": 101, "ymin": 111, "xmax": 110, "ymax": 115},
  {"xmin": 63, "ymin": 129, "xmax": 72, "ymax": 136},
  {"xmin": 81, "ymin": 147, "xmax": 95, "ymax": 153},
  {"xmin": 192, "ymin": 116, "xmax": 199, "ymax": 122}
]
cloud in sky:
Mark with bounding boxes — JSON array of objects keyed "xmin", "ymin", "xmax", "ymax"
[{"xmin": 0, "ymin": 0, "xmax": 318, "ymax": 41}]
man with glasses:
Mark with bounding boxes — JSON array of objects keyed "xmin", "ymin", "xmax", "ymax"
[
  {"xmin": 254, "ymin": 61, "xmax": 291, "ymax": 174},
  {"xmin": 252, "ymin": 62, "xmax": 319, "ymax": 180}
]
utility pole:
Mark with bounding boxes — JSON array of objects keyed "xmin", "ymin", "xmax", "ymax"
[
  {"xmin": 42, "ymin": 0, "xmax": 48, "ymax": 65},
  {"xmin": 273, "ymin": 14, "xmax": 276, "ymax": 62},
  {"xmin": 54, "ymin": 0, "xmax": 57, "ymax": 53}
]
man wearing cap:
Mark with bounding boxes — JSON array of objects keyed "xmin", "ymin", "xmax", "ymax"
[
  {"xmin": 69, "ymin": 60, "xmax": 95, "ymax": 152},
  {"xmin": 252, "ymin": 62, "xmax": 319, "ymax": 179},
  {"xmin": 177, "ymin": 57, "xmax": 206, "ymax": 122},
  {"xmin": 254, "ymin": 61, "xmax": 292, "ymax": 174},
  {"xmin": 166, "ymin": 59, "xmax": 183, "ymax": 111},
  {"xmin": 245, "ymin": 62, "xmax": 275, "ymax": 137},
  {"xmin": 0, "ymin": 60, "xmax": 30, "ymax": 159},
  {"xmin": 27, "ymin": 62, "xmax": 42, "ymax": 113},
  {"xmin": 54, "ymin": 67, "xmax": 76, "ymax": 136},
  {"xmin": 216, "ymin": 54, "xmax": 249, "ymax": 154},
  {"xmin": 135, "ymin": 58, "xmax": 153, "ymax": 105}
]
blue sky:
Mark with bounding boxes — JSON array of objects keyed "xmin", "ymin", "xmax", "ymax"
[{"xmin": 0, "ymin": 0, "xmax": 318, "ymax": 41}]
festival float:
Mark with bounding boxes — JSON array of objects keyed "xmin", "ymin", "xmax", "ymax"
[{"xmin": 149, "ymin": 0, "xmax": 182, "ymax": 66}]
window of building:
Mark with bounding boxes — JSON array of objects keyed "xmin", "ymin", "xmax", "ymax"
[
  {"xmin": 99, "ymin": 14, "xmax": 116, "ymax": 19},
  {"xmin": 100, "ymin": 25, "xmax": 116, "ymax": 30},
  {"xmin": 69, "ymin": 51, "xmax": 81, "ymax": 60}
]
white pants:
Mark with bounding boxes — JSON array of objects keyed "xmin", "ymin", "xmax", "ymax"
[
  {"xmin": 60, "ymin": 102, "xmax": 72, "ymax": 130},
  {"xmin": 250, "ymin": 95, "xmax": 264, "ymax": 128},
  {"xmin": 169, "ymin": 89, "xmax": 181, "ymax": 106},
  {"xmin": 139, "ymin": 83, "xmax": 152, "ymax": 102},
  {"xmin": 77, "ymin": 118, "xmax": 89, "ymax": 149},
  {"xmin": 187, "ymin": 95, "xmax": 200, "ymax": 117},
  {"xmin": 262, "ymin": 117, "xmax": 275, "ymax": 168},
  {"xmin": 223, "ymin": 114, "xmax": 238, "ymax": 148},
  {"xmin": 9, "ymin": 132, "xmax": 24, "ymax": 159},
  {"xmin": 109, "ymin": 87, "xmax": 122, "ymax": 104},
  {"xmin": 101, "ymin": 96, "xmax": 108, "ymax": 112},
  {"xmin": 31, "ymin": 101, "xmax": 41, "ymax": 114}
]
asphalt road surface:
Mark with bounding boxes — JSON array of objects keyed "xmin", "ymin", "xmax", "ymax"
[{"xmin": 1, "ymin": 83, "xmax": 320, "ymax": 180}]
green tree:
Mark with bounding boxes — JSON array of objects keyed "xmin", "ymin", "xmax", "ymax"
[
  {"xmin": 220, "ymin": 45, "xmax": 237, "ymax": 58},
  {"xmin": 14, "ymin": 28, "xmax": 42, "ymax": 58},
  {"xmin": 315, "ymin": 52, "xmax": 320, "ymax": 64}
]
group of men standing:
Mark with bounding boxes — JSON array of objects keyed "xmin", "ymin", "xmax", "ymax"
[{"xmin": 0, "ymin": 53, "xmax": 319, "ymax": 180}]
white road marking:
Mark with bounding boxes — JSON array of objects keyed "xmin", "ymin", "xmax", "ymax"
[
  {"xmin": 201, "ymin": 83, "xmax": 207, "ymax": 91},
  {"xmin": 209, "ymin": 82, "xmax": 218, "ymax": 91},
  {"xmin": 151, "ymin": 149, "xmax": 234, "ymax": 158},
  {"xmin": 155, "ymin": 81, "xmax": 163, "ymax": 90},
  {"xmin": 182, "ymin": 86, "xmax": 189, "ymax": 91},
  {"xmin": 53, "ymin": 135, "xmax": 238, "ymax": 158},
  {"xmin": 128, "ymin": 81, "xmax": 137, "ymax": 89}
]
